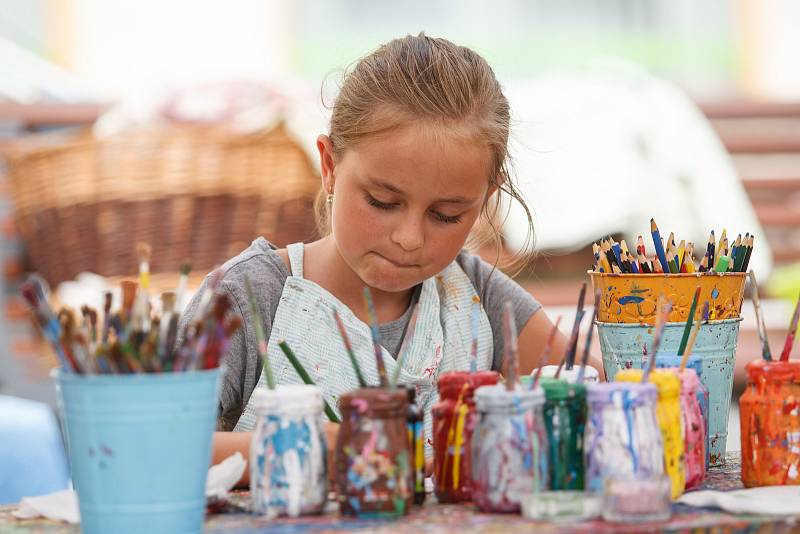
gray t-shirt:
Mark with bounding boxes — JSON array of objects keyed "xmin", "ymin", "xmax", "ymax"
[{"xmin": 179, "ymin": 237, "xmax": 541, "ymax": 430}]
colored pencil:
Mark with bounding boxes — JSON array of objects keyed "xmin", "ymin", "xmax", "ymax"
[{"xmin": 651, "ymin": 219, "xmax": 669, "ymax": 273}]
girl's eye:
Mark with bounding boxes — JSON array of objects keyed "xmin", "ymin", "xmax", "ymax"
[
  {"xmin": 431, "ymin": 211, "xmax": 462, "ymax": 224},
  {"xmin": 366, "ymin": 194, "xmax": 397, "ymax": 210}
]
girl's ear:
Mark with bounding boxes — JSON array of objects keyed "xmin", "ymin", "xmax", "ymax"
[{"xmin": 317, "ymin": 134, "xmax": 336, "ymax": 193}]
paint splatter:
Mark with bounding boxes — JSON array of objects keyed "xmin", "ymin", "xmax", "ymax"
[{"xmin": 619, "ymin": 296, "xmax": 645, "ymax": 305}]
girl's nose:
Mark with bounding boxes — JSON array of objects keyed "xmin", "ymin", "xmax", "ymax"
[{"xmin": 391, "ymin": 217, "xmax": 424, "ymax": 252}]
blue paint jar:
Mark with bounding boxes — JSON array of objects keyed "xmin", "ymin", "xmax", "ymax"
[{"xmin": 250, "ymin": 385, "xmax": 328, "ymax": 518}]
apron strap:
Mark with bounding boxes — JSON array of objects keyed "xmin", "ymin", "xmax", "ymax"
[{"xmin": 286, "ymin": 243, "xmax": 305, "ymax": 279}]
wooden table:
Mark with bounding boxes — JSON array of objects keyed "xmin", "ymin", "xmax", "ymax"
[{"xmin": 3, "ymin": 452, "xmax": 799, "ymax": 533}]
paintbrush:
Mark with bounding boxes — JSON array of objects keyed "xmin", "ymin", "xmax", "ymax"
[
  {"xmin": 390, "ymin": 302, "xmax": 420, "ymax": 387},
  {"xmin": 244, "ymin": 276, "xmax": 275, "ymax": 389},
  {"xmin": 677, "ymin": 286, "xmax": 702, "ymax": 356},
  {"xmin": 469, "ymin": 297, "xmax": 480, "ymax": 373},
  {"xmin": 564, "ymin": 283, "xmax": 587, "ymax": 370},
  {"xmin": 748, "ymin": 271, "xmax": 772, "ymax": 361},
  {"xmin": 278, "ymin": 340, "xmax": 341, "ymax": 423},
  {"xmin": 780, "ymin": 292, "xmax": 800, "ymax": 361},
  {"xmin": 555, "ymin": 308, "xmax": 584, "ymax": 379},
  {"xmin": 176, "ymin": 260, "xmax": 192, "ymax": 313},
  {"xmin": 679, "ymin": 302, "xmax": 709, "ymax": 373},
  {"xmin": 642, "ymin": 297, "xmax": 672, "ymax": 383},
  {"xmin": 333, "ymin": 310, "xmax": 368, "ymax": 388},
  {"xmin": 503, "ymin": 302, "xmax": 519, "ymax": 390},
  {"xmin": 363, "ymin": 287, "xmax": 388, "ymax": 387},
  {"xmin": 577, "ymin": 291, "xmax": 601, "ymax": 383},
  {"xmin": 20, "ymin": 277, "xmax": 72, "ymax": 372},
  {"xmin": 532, "ymin": 315, "xmax": 562, "ymax": 388}
]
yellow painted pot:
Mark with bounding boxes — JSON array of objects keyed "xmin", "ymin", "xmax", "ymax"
[
  {"xmin": 616, "ymin": 369, "xmax": 685, "ymax": 500},
  {"xmin": 589, "ymin": 272, "xmax": 746, "ymax": 325}
]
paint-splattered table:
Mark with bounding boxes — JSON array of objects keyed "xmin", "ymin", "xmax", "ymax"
[{"xmin": 3, "ymin": 452, "xmax": 799, "ymax": 533}]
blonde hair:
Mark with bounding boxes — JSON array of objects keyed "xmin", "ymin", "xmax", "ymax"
[{"xmin": 316, "ymin": 33, "xmax": 534, "ymax": 272}]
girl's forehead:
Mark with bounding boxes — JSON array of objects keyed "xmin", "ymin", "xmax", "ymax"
[{"xmin": 344, "ymin": 123, "xmax": 492, "ymax": 193}]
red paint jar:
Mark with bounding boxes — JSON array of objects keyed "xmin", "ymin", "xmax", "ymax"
[
  {"xmin": 740, "ymin": 359, "xmax": 800, "ymax": 487},
  {"xmin": 431, "ymin": 370, "xmax": 499, "ymax": 503}
]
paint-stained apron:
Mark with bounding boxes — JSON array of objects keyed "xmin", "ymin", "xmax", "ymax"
[{"xmin": 235, "ymin": 242, "xmax": 493, "ymax": 454}]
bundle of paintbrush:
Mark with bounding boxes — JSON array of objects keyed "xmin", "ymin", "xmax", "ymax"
[
  {"xmin": 20, "ymin": 248, "xmax": 241, "ymax": 374},
  {"xmin": 591, "ymin": 219, "xmax": 755, "ymax": 274}
]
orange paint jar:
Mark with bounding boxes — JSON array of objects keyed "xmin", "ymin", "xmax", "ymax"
[{"xmin": 740, "ymin": 359, "xmax": 800, "ymax": 487}]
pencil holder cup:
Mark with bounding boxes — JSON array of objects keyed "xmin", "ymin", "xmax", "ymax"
[
  {"xmin": 598, "ymin": 319, "xmax": 741, "ymax": 466},
  {"xmin": 53, "ymin": 367, "xmax": 222, "ymax": 534},
  {"xmin": 589, "ymin": 271, "xmax": 746, "ymax": 324}
]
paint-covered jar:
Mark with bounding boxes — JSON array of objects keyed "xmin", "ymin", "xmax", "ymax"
[
  {"xmin": 584, "ymin": 382, "xmax": 664, "ymax": 491},
  {"xmin": 674, "ymin": 369, "xmax": 706, "ymax": 489},
  {"xmin": 471, "ymin": 384, "xmax": 549, "ymax": 512},
  {"xmin": 432, "ymin": 370, "xmax": 499, "ymax": 503},
  {"xmin": 617, "ymin": 369, "xmax": 685, "ymax": 499},
  {"xmin": 250, "ymin": 385, "xmax": 328, "ymax": 518},
  {"xmin": 539, "ymin": 378, "xmax": 587, "ymax": 490},
  {"xmin": 740, "ymin": 359, "xmax": 800, "ymax": 487},
  {"xmin": 335, "ymin": 388, "xmax": 412, "ymax": 517},
  {"xmin": 657, "ymin": 355, "xmax": 710, "ymax": 469}
]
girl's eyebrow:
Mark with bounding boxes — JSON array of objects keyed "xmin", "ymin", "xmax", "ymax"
[{"xmin": 369, "ymin": 179, "xmax": 476, "ymax": 205}]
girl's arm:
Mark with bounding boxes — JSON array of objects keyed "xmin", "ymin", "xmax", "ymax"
[
  {"xmin": 516, "ymin": 310, "xmax": 604, "ymax": 376},
  {"xmin": 212, "ymin": 422, "xmax": 341, "ymax": 488}
]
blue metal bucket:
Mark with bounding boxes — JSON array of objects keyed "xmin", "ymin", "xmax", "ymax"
[
  {"xmin": 54, "ymin": 368, "xmax": 222, "ymax": 534},
  {"xmin": 597, "ymin": 319, "xmax": 741, "ymax": 466}
]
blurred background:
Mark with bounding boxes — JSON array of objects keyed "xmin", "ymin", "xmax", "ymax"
[{"xmin": 1, "ymin": 0, "xmax": 799, "ymax": 462}]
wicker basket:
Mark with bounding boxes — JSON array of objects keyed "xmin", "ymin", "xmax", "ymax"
[{"xmin": 6, "ymin": 123, "xmax": 320, "ymax": 285}]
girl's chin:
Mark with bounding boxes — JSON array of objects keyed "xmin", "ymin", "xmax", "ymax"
[{"xmin": 359, "ymin": 267, "xmax": 423, "ymax": 293}]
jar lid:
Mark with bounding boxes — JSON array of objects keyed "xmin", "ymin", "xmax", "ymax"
[
  {"xmin": 539, "ymin": 377, "xmax": 586, "ymax": 401},
  {"xmin": 437, "ymin": 370, "xmax": 500, "ymax": 399},
  {"xmin": 673, "ymin": 368, "xmax": 701, "ymax": 392},
  {"xmin": 252, "ymin": 384, "xmax": 323, "ymax": 415},
  {"xmin": 746, "ymin": 359, "xmax": 800, "ymax": 383},
  {"xmin": 587, "ymin": 382, "xmax": 657, "ymax": 404},
  {"xmin": 475, "ymin": 384, "xmax": 544, "ymax": 411},
  {"xmin": 339, "ymin": 387, "xmax": 407, "ymax": 417},
  {"xmin": 617, "ymin": 369, "xmax": 680, "ymax": 398},
  {"xmin": 656, "ymin": 354, "xmax": 702, "ymax": 376}
]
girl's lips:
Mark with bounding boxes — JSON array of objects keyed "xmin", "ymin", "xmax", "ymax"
[{"xmin": 374, "ymin": 252, "xmax": 419, "ymax": 268}]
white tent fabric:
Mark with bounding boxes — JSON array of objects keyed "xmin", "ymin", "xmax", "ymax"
[{"xmin": 502, "ymin": 61, "xmax": 772, "ymax": 278}]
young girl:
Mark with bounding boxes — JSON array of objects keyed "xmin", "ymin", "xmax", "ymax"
[{"xmin": 181, "ymin": 33, "xmax": 588, "ymax": 482}]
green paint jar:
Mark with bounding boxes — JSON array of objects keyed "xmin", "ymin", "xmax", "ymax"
[{"xmin": 539, "ymin": 378, "xmax": 587, "ymax": 490}]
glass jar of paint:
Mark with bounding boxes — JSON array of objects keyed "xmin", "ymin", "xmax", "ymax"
[
  {"xmin": 657, "ymin": 354, "xmax": 710, "ymax": 469},
  {"xmin": 431, "ymin": 370, "xmax": 499, "ymax": 503},
  {"xmin": 471, "ymin": 384, "xmax": 549, "ymax": 512},
  {"xmin": 534, "ymin": 364, "xmax": 600, "ymax": 384},
  {"xmin": 584, "ymin": 382, "xmax": 663, "ymax": 492},
  {"xmin": 335, "ymin": 387, "xmax": 412, "ymax": 517},
  {"xmin": 404, "ymin": 385, "xmax": 425, "ymax": 505},
  {"xmin": 250, "ymin": 385, "xmax": 328, "ymax": 518},
  {"xmin": 539, "ymin": 377, "xmax": 587, "ymax": 490},
  {"xmin": 740, "ymin": 359, "xmax": 800, "ymax": 487},
  {"xmin": 602, "ymin": 475, "xmax": 672, "ymax": 523},
  {"xmin": 616, "ymin": 369, "xmax": 686, "ymax": 500},
  {"xmin": 674, "ymin": 368, "xmax": 706, "ymax": 489}
]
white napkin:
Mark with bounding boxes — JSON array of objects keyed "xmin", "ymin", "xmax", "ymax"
[
  {"xmin": 13, "ymin": 452, "xmax": 246, "ymax": 524},
  {"xmin": 678, "ymin": 486, "xmax": 800, "ymax": 516}
]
